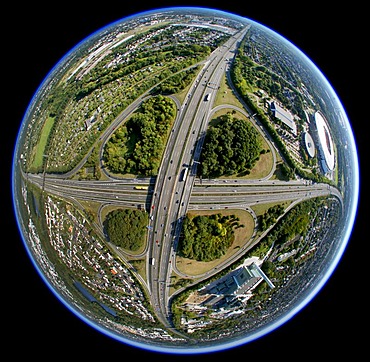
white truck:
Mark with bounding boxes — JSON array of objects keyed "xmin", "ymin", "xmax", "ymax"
[{"xmin": 181, "ymin": 167, "xmax": 188, "ymax": 182}]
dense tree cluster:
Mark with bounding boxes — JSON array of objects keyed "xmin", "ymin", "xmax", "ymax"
[
  {"xmin": 258, "ymin": 204, "xmax": 285, "ymax": 231},
  {"xmin": 178, "ymin": 213, "xmax": 241, "ymax": 261},
  {"xmin": 200, "ymin": 113, "xmax": 262, "ymax": 178},
  {"xmin": 104, "ymin": 208, "xmax": 148, "ymax": 251},
  {"xmin": 152, "ymin": 66, "xmax": 200, "ymax": 95},
  {"xmin": 272, "ymin": 202, "xmax": 311, "ymax": 245},
  {"xmin": 103, "ymin": 95, "xmax": 176, "ymax": 176},
  {"xmin": 252, "ymin": 199, "xmax": 322, "ymax": 260}
]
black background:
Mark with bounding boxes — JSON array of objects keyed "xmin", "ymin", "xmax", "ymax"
[{"xmin": 5, "ymin": 1, "xmax": 365, "ymax": 359}]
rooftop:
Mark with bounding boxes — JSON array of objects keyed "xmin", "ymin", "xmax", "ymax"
[{"xmin": 270, "ymin": 101, "xmax": 297, "ymax": 135}]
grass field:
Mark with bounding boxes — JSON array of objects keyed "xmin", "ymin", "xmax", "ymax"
[
  {"xmin": 214, "ymin": 73, "xmax": 244, "ymax": 109},
  {"xmin": 30, "ymin": 116, "xmax": 55, "ymax": 171}
]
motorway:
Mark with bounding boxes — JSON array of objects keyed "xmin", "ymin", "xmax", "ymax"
[
  {"xmin": 24, "ymin": 23, "xmax": 343, "ymax": 331},
  {"xmin": 27, "ymin": 174, "xmax": 340, "ymax": 211}
]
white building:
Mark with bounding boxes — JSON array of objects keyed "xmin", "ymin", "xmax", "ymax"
[
  {"xmin": 314, "ymin": 111, "xmax": 335, "ymax": 174},
  {"xmin": 269, "ymin": 101, "xmax": 297, "ymax": 136}
]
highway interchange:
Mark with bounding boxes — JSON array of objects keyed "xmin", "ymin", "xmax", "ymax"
[{"xmin": 25, "ymin": 23, "xmax": 342, "ymax": 331}]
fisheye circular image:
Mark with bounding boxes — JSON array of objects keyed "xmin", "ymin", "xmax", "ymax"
[{"xmin": 12, "ymin": 6, "xmax": 359, "ymax": 354}]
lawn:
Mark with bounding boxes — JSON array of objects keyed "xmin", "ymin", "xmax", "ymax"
[{"xmin": 30, "ymin": 116, "xmax": 55, "ymax": 171}]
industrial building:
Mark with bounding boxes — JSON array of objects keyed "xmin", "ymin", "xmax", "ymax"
[
  {"xmin": 191, "ymin": 262, "xmax": 275, "ymax": 309},
  {"xmin": 269, "ymin": 101, "xmax": 297, "ymax": 136}
]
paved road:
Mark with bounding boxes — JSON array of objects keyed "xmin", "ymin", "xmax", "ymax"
[{"xmin": 26, "ymin": 174, "xmax": 341, "ymax": 211}]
